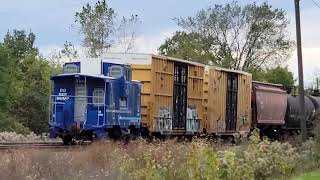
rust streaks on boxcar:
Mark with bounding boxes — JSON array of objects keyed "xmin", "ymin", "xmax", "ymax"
[{"xmin": 204, "ymin": 66, "xmax": 252, "ymax": 137}]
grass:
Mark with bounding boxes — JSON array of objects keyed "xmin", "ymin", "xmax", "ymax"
[{"xmin": 293, "ymin": 170, "xmax": 320, "ymax": 180}]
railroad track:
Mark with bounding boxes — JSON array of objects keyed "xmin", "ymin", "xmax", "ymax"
[{"xmin": 0, "ymin": 141, "xmax": 92, "ymax": 150}]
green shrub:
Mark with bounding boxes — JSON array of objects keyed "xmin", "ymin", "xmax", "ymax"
[{"xmin": 0, "ymin": 112, "xmax": 30, "ymax": 135}]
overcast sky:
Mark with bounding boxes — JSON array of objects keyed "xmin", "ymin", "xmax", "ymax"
[{"xmin": 0, "ymin": 0, "xmax": 320, "ymax": 85}]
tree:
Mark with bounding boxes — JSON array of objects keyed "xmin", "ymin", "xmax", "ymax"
[
  {"xmin": 2, "ymin": 30, "xmax": 60, "ymax": 134},
  {"xmin": 3, "ymin": 30, "xmax": 38, "ymax": 60},
  {"xmin": 159, "ymin": 1, "xmax": 294, "ymax": 71},
  {"xmin": 250, "ymin": 66, "xmax": 295, "ymax": 93},
  {"xmin": 263, "ymin": 67, "xmax": 295, "ymax": 88},
  {"xmin": 310, "ymin": 69, "xmax": 320, "ymax": 90},
  {"xmin": 3, "ymin": 30, "xmax": 39, "ymax": 102},
  {"xmin": 0, "ymin": 45, "xmax": 15, "ymax": 111},
  {"xmin": 0, "ymin": 44, "xmax": 30, "ymax": 134},
  {"xmin": 114, "ymin": 15, "xmax": 141, "ymax": 53},
  {"xmin": 12, "ymin": 55, "xmax": 53, "ymax": 134},
  {"xmin": 159, "ymin": 31, "xmax": 215, "ymax": 64},
  {"xmin": 61, "ymin": 41, "xmax": 78, "ymax": 60},
  {"xmin": 47, "ymin": 41, "xmax": 79, "ymax": 64},
  {"xmin": 75, "ymin": 0, "xmax": 140, "ymax": 57},
  {"xmin": 75, "ymin": 0, "xmax": 115, "ymax": 57}
]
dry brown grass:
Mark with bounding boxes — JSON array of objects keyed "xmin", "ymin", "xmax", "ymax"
[{"xmin": 0, "ymin": 134, "xmax": 319, "ymax": 180}]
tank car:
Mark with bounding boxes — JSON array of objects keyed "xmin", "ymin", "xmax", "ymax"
[
  {"xmin": 49, "ymin": 60, "xmax": 141, "ymax": 144},
  {"xmin": 308, "ymin": 96, "xmax": 320, "ymax": 112},
  {"xmin": 285, "ymin": 95, "xmax": 315, "ymax": 132}
]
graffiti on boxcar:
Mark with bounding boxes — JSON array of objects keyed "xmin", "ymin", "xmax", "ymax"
[
  {"xmin": 186, "ymin": 106, "xmax": 199, "ymax": 133},
  {"xmin": 155, "ymin": 107, "xmax": 173, "ymax": 133}
]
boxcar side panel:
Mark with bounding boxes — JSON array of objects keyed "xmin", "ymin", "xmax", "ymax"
[
  {"xmin": 205, "ymin": 67, "xmax": 252, "ymax": 136},
  {"xmin": 237, "ymin": 74, "xmax": 252, "ymax": 133},
  {"xmin": 203, "ymin": 73, "xmax": 209, "ymax": 130},
  {"xmin": 131, "ymin": 64, "xmax": 152, "ymax": 127},
  {"xmin": 207, "ymin": 68, "xmax": 227, "ymax": 133},
  {"xmin": 133, "ymin": 55, "xmax": 204, "ymax": 135},
  {"xmin": 187, "ymin": 64, "xmax": 204, "ymax": 132},
  {"xmin": 151, "ymin": 57, "xmax": 174, "ymax": 132}
]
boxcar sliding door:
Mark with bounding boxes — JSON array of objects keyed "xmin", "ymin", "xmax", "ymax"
[
  {"xmin": 226, "ymin": 73, "xmax": 238, "ymax": 131},
  {"xmin": 172, "ymin": 62, "xmax": 188, "ymax": 130}
]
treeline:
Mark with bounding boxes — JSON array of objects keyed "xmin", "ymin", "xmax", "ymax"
[
  {"xmin": 0, "ymin": 30, "xmax": 61, "ymax": 134},
  {"xmin": 0, "ymin": 1, "xmax": 300, "ymax": 134},
  {"xmin": 158, "ymin": 1, "xmax": 296, "ymax": 88}
]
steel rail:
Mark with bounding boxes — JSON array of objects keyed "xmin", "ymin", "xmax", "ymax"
[{"xmin": 0, "ymin": 141, "xmax": 92, "ymax": 150}]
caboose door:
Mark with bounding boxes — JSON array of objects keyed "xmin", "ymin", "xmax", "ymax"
[
  {"xmin": 74, "ymin": 81, "xmax": 87, "ymax": 123},
  {"xmin": 172, "ymin": 62, "xmax": 188, "ymax": 130},
  {"xmin": 226, "ymin": 73, "xmax": 238, "ymax": 131}
]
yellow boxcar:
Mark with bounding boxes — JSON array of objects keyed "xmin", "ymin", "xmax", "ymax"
[
  {"xmin": 102, "ymin": 53, "xmax": 204, "ymax": 135},
  {"xmin": 203, "ymin": 66, "xmax": 252, "ymax": 137}
]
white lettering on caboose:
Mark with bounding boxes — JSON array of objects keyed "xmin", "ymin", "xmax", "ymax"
[{"xmin": 56, "ymin": 88, "xmax": 69, "ymax": 101}]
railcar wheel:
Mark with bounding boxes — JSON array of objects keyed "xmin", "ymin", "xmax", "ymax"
[
  {"xmin": 140, "ymin": 127, "xmax": 150, "ymax": 139},
  {"xmin": 62, "ymin": 135, "xmax": 73, "ymax": 145},
  {"xmin": 71, "ymin": 138, "xmax": 76, "ymax": 145},
  {"xmin": 129, "ymin": 127, "xmax": 140, "ymax": 141},
  {"xmin": 109, "ymin": 127, "xmax": 122, "ymax": 140}
]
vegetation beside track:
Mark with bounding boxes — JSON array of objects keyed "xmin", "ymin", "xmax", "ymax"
[{"xmin": 0, "ymin": 130, "xmax": 320, "ymax": 180}]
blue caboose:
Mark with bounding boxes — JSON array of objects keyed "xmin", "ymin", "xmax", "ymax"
[{"xmin": 49, "ymin": 61, "xmax": 141, "ymax": 144}]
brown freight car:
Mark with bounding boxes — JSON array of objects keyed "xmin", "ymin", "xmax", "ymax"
[
  {"xmin": 102, "ymin": 53, "xmax": 204, "ymax": 135},
  {"xmin": 252, "ymin": 81, "xmax": 287, "ymax": 126},
  {"xmin": 203, "ymin": 66, "xmax": 252, "ymax": 138},
  {"xmin": 251, "ymin": 81, "xmax": 288, "ymax": 138}
]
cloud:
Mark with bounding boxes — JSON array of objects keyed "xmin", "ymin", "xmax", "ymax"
[
  {"xmin": 289, "ymin": 48, "xmax": 320, "ymax": 87},
  {"xmin": 39, "ymin": 45, "xmax": 86, "ymax": 64},
  {"xmin": 287, "ymin": 8, "xmax": 320, "ymax": 86},
  {"xmin": 109, "ymin": 28, "xmax": 177, "ymax": 53},
  {"xmin": 40, "ymin": 27, "xmax": 177, "ymax": 55}
]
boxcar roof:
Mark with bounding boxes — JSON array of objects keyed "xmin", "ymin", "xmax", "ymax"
[
  {"xmin": 102, "ymin": 53, "xmax": 205, "ymax": 67},
  {"xmin": 205, "ymin": 65, "xmax": 252, "ymax": 76},
  {"xmin": 152, "ymin": 54, "xmax": 205, "ymax": 67},
  {"xmin": 253, "ymin": 83, "xmax": 286, "ymax": 94},
  {"xmin": 253, "ymin": 81, "xmax": 284, "ymax": 87}
]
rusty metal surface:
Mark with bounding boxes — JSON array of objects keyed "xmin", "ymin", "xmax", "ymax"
[{"xmin": 254, "ymin": 83, "xmax": 287, "ymax": 125}]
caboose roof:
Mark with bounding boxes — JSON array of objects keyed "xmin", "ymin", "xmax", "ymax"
[
  {"xmin": 51, "ymin": 73, "xmax": 115, "ymax": 80},
  {"xmin": 51, "ymin": 73, "xmax": 141, "ymax": 84}
]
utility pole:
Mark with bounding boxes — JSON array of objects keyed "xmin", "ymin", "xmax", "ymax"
[{"xmin": 294, "ymin": 0, "xmax": 307, "ymax": 141}]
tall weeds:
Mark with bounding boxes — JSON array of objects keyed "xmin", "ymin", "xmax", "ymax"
[{"xmin": 1, "ymin": 132, "xmax": 320, "ymax": 180}]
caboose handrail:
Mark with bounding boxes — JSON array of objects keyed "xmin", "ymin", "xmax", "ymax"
[
  {"xmin": 51, "ymin": 102, "xmax": 65, "ymax": 104},
  {"xmin": 51, "ymin": 95, "xmax": 95, "ymax": 98}
]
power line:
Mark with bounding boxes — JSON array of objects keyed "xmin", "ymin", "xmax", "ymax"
[{"xmin": 311, "ymin": 0, "xmax": 320, "ymax": 9}]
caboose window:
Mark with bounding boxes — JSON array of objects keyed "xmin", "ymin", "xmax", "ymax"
[
  {"xmin": 93, "ymin": 88, "xmax": 104, "ymax": 106},
  {"xmin": 63, "ymin": 64, "xmax": 80, "ymax": 74},
  {"xmin": 108, "ymin": 66, "xmax": 123, "ymax": 78},
  {"xmin": 119, "ymin": 97, "xmax": 127, "ymax": 107}
]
